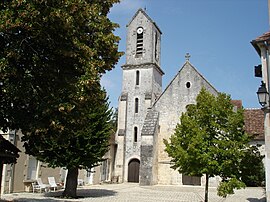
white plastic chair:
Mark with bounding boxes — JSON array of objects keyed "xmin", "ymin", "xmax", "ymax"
[
  {"xmin": 78, "ymin": 179, "xmax": 84, "ymax": 186},
  {"xmin": 34, "ymin": 178, "xmax": 50, "ymax": 193},
  {"xmin": 48, "ymin": 177, "xmax": 58, "ymax": 191}
]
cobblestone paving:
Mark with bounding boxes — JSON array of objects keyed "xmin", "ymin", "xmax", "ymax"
[{"xmin": 1, "ymin": 183, "xmax": 266, "ymax": 202}]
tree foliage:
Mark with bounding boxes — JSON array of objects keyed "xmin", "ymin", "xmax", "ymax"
[
  {"xmin": 164, "ymin": 88, "xmax": 264, "ymax": 201},
  {"xmin": 0, "ymin": 0, "xmax": 122, "ymax": 198}
]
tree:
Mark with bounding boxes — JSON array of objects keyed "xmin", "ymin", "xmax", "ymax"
[
  {"xmin": 0, "ymin": 0, "xmax": 122, "ymax": 198},
  {"xmin": 239, "ymin": 145, "xmax": 264, "ymax": 187},
  {"xmin": 110, "ymin": 108, "xmax": 118, "ymax": 133},
  {"xmin": 164, "ymin": 88, "xmax": 263, "ymax": 202}
]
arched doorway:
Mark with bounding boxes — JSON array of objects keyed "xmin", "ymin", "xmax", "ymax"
[{"xmin": 128, "ymin": 159, "xmax": 140, "ymax": 183}]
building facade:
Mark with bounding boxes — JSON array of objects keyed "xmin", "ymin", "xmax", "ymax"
[
  {"xmin": 113, "ymin": 8, "xmax": 265, "ymax": 187},
  {"xmin": 0, "ymin": 129, "xmax": 115, "ymax": 194},
  {"xmin": 114, "ymin": 9, "xmax": 219, "ymax": 186},
  {"xmin": 114, "ymin": 8, "xmax": 164, "ymax": 183}
]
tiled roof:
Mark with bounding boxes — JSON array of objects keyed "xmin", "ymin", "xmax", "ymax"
[
  {"xmin": 251, "ymin": 30, "xmax": 270, "ymax": 56},
  {"xmin": 231, "ymin": 100, "xmax": 242, "ymax": 109},
  {"xmin": 244, "ymin": 109, "xmax": 264, "ymax": 140},
  {"xmin": 252, "ymin": 31, "xmax": 270, "ymax": 43}
]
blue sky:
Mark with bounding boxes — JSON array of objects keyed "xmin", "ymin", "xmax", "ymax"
[{"xmin": 102, "ymin": 0, "xmax": 269, "ymax": 109}]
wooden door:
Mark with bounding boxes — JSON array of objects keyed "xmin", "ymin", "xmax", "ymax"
[{"xmin": 128, "ymin": 159, "xmax": 140, "ymax": 183}]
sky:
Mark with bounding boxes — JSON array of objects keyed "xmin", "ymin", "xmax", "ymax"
[{"xmin": 101, "ymin": 0, "xmax": 269, "ymax": 109}]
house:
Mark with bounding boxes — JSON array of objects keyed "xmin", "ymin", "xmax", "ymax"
[
  {"xmin": 0, "ymin": 128, "xmax": 116, "ymax": 193},
  {"xmin": 0, "ymin": 132, "xmax": 20, "ymax": 195}
]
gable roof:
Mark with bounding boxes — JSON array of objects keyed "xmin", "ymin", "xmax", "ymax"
[
  {"xmin": 126, "ymin": 8, "xmax": 162, "ymax": 34},
  {"xmin": 152, "ymin": 61, "xmax": 218, "ymax": 107}
]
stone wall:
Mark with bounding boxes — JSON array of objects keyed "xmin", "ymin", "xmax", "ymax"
[{"xmin": 153, "ymin": 61, "xmax": 218, "ymax": 185}]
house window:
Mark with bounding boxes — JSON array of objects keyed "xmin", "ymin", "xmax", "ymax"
[
  {"xmin": 27, "ymin": 156, "xmax": 37, "ymax": 180},
  {"xmin": 135, "ymin": 98, "xmax": 139, "ymax": 113},
  {"xmin": 134, "ymin": 127, "xmax": 138, "ymax": 142},
  {"xmin": 136, "ymin": 27, "xmax": 144, "ymax": 56},
  {"xmin": 136, "ymin": 70, "xmax": 140, "ymax": 85}
]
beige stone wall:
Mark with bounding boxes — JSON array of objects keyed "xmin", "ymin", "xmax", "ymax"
[
  {"xmin": 113, "ymin": 96, "xmax": 126, "ymax": 182},
  {"xmin": 153, "ymin": 62, "xmax": 218, "ymax": 185},
  {"xmin": 116, "ymin": 9, "xmax": 163, "ymax": 183}
]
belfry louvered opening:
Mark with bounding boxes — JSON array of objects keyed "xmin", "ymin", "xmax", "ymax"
[{"xmin": 136, "ymin": 28, "xmax": 143, "ymax": 56}]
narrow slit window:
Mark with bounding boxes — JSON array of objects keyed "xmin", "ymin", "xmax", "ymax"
[
  {"xmin": 134, "ymin": 127, "xmax": 138, "ymax": 142},
  {"xmin": 136, "ymin": 70, "xmax": 140, "ymax": 85},
  {"xmin": 135, "ymin": 98, "xmax": 139, "ymax": 113},
  {"xmin": 155, "ymin": 31, "xmax": 158, "ymax": 59}
]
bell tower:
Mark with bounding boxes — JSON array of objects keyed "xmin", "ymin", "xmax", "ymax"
[
  {"xmin": 125, "ymin": 9, "xmax": 162, "ymax": 67},
  {"xmin": 114, "ymin": 9, "xmax": 164, "ymax": 183}
]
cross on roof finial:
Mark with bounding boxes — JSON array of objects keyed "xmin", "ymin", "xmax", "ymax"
[
  {"xmin": 185, "ymin": 53, "xmax": 191, "ymax": 61},
  {"xmin": 144, "ymin": 6, "xmax": 147, "ymax": 11}
]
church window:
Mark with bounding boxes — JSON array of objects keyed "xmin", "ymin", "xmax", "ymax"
[
  {"xmin": 134, "ymin": 127, "xmax": 138, "ymax": 142},
  {"xmin": 136, "ymin": 70, "xmax": 140, "ymax": 85},
  {"xmin": 136, "ymin": 27, "xmax": 144, "ymax": 56},
  {"xmin": 154, "ymin": 31, "xmax": 158, "ymax": 60},
  {"xmin": 135, "ymin": 98, "xmax": 139, "ymax": 113},
  {"xmin": 186, "ymin": 82, "xmax": 191, "ymax": 88}
]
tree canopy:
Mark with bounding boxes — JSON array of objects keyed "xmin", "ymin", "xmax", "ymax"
[
  {"xmin": 0, "ymin": 0, "xmax": 122, "ymax": 198},
  {"xmin": 164, "ymin": 88, "xmax": 263, "ymax": 202}
]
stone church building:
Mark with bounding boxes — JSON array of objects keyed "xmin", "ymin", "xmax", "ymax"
[
  {"xmin": 113, "ymin": 9, "xmax": 219, "ymax": 186},
  {"xmin": 0, "ymin": 8, "xmax": 265, "ymax": 194}
]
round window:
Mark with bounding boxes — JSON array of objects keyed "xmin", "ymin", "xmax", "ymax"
[{"xmin": 186, "ymin": 82, "xmax": 191, "ymax": 88}]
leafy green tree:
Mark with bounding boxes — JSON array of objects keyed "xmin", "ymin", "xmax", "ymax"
[
  {"xmin": 164, "ymin": 88, "xmax": 263, "ymax": 202},
  {"xmin": 239, "ymin": 145, "xmax": 264, "ymax": 187},
  {"xmin": 0, "ymin": 0, "xmax": 122, "ymax": 198}
]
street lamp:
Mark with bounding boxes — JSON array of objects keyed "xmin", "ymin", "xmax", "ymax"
[{"xmin": 257, "ymin": 81, "xmax": 269, "ymax": 107}]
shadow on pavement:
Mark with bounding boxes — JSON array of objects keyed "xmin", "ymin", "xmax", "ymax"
[
  {"xmin": 1, "ymin": 198, "xmax": 59, "ymax": 202},
  {"xmin": 0, "ymin": 189, "xmax": 117, "ymax": 202},
  {"xmin": 45, "ymin": 189, "xmax": 117, "ymax": 198},
  {"xmin": 247, "ymin": 197, "xmax": 266, "ymax": 202}
]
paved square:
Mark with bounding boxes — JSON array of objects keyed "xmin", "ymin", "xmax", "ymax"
[{"xmin": 1, "ymin": 183, "xmax": 266, "ymax": 202}]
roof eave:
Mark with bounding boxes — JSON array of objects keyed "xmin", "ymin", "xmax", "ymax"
[{"xmin": 251, "ymin": 40, "xmax": 262, "ymax": 57}]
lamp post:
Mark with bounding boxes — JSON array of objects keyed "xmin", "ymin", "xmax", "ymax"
[{"xmin": 257, "ymin": 81, "xmax": 269, "ymax": 107}]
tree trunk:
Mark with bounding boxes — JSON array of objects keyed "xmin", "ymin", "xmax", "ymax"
[
  {"xmin": 62, "ymin": 167, "xmax": 79, "ymax": 198},
  {"xmin": 204, "ymin": 173, "xmax": 209, "ymax": 202}
]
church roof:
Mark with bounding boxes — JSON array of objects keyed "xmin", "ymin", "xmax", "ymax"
[
  {"xmin": 141, "ymin": 109, "xmax": 159, "ymax": 136},
  {"xmin": 127, "ymin": 8, "xmax": 162, "ymax": 34},
  {"xmin": 153, "ymin": 60, "xmax": 218, "ymax": 106}
]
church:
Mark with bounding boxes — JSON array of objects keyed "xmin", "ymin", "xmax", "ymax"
[
  {"xmin": 0, "ymin": 8, "xmax": 265, "ymax": 194},
  {"xmin": 113, "ymin": 8, "xmax": 219, "ymax": 186}
]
